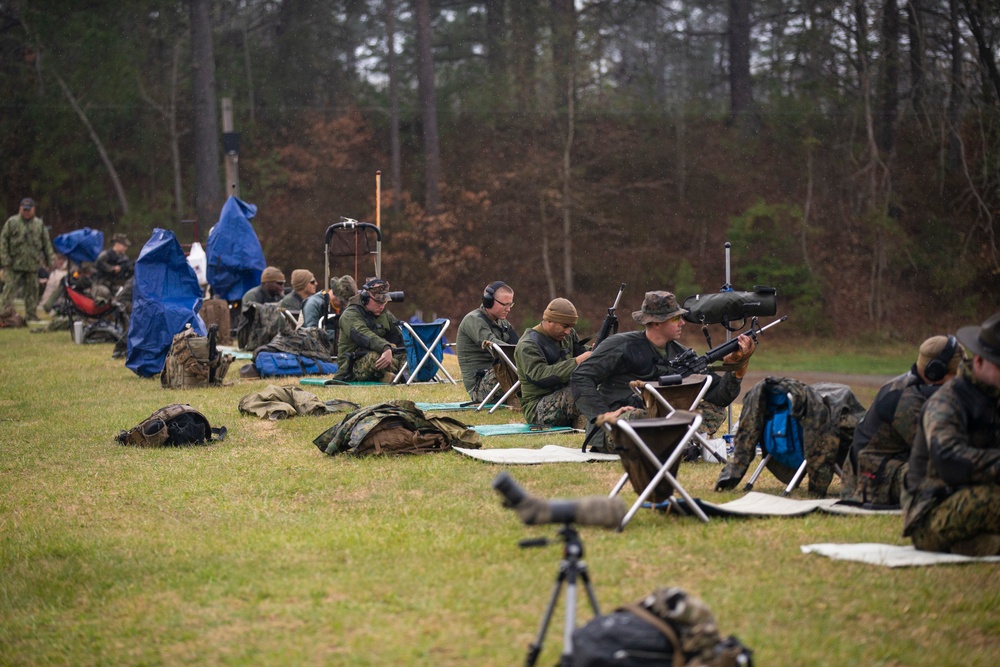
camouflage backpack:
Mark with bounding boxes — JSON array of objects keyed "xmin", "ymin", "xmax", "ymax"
[
  {"xmin": 237, "ymin": 302, "xmax": 293, "ymax": 351},
  {"xmin": 115, "ymin": 404, "xmax": 227, "ymax": 447},
  {"xmin": 161, "ymin": 326, "xmax": 234, "ymax": 389},
  {"xmin": 0, "ymin": 304, "xmax": 26, "ymax": 328},
  {"xmin": 572, "ymin": 587, "xmax": 753, "ymax": 667}
]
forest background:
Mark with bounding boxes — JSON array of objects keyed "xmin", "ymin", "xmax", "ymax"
[{"xmin": 1, "ymin": 0, "xmax": 998, "ymax": 341}]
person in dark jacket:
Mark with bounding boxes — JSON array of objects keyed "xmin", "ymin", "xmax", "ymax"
[
  {"xmin": 571, "ymin": 290, "xmax": 754, "ymax": 452},
  {"xmin": 841, "ymin": 335, "xmax": 964, "ymax": 507},
  {"xmin": 903, "ymin": 312, "xmax": 1000, "ymax": 556}
]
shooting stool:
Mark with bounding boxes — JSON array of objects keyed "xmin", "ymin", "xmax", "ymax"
[
  {"xmin": 476, "ymin": 342, "xmax": 520, "ymax": 413},
  {"xmin": 631, "ymin": 375, "xmax": 727, "ymax": 463},
  {"xmin": 605, "ymin": 410, "xmax": 710, "ymax": 530}
]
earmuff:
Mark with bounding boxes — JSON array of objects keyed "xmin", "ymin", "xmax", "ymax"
[
  {"xmin": 359, "ymin": 278, "xmax": 387, "ymax": 307},
  {"xmin": 924, "ymin": 335, "xmax": 958, "ymax": 383},
  {"xmin": 483, "ymin": 281, "xmax": 507, "ymax": 309}
]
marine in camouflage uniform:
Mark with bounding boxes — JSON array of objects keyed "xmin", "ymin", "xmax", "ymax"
[
  {"xmin": 0, "ymin": 198, "xmax": 55, "ymax": 319},
  {"xmin": 334, "ymin": 278, "xmax": 405, "ymax": 382},
  {"xmin": 515, "ymin": 298, "xmax": 591, "ymax": 426},
  {"xmin": 94, "ymin": 233, "xmax": 134, "ymax": 313},
  {"xmin": 455, "ymin": 281, "xmax": 519, "ymax": 402},
  {"xmin": 571, "ymin": 291, "xmax": 754, "ymax": 452},
  {"xmin": 903, "ymin": 313, "xmax": 1000, "ymax": 556},
  {"xmin": 715, "ymin": 377, "xmax": 865, "ymax": 497},
  {"xmin": 841, "ymin": 336, "xmax": 962, "ymax": 507}
]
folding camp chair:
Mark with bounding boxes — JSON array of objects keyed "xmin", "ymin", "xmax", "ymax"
[
  {"xmin": 59, "ymin": 278, "xmax": 128, "ymax": 344},
  {"xmin": 476, "ymin": 342, "xmax": 520, "ymax": 413},
  {"xmin": 742, "ymin": 384, "xmax": 808, "ymax": 497},
  {"xmin": 631, "ymin": 375, "xmax": 727, "ymax": 463},
  {"xmin": 605, "ymin": 410, "xmax": 710, "ymax": 530},
  {"xmin": 393, "ymin": 319, "xmax": 456, "ymax": 385}
]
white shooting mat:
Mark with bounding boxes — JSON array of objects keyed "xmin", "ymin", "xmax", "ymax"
[
  {"xmin": 453, "ymin": 445, "xmax": 620, "ymax": 465},
  {"xmin": 801, "ymin": 543, "xmax": 1000, "ymax": 568}
]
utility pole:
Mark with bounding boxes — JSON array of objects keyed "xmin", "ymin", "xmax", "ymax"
[{"xmin": 221, "ymin": 97, "xmax": 240, "ymax": 198}]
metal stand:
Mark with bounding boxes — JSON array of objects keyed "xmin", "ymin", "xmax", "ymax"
[
  {"xmin": 521, "ymin": 525, "xmax": 601, "ymax": 667},
  {"xmin": 723, "ymin": 241, "xmax": 734, "ymax": 438}
]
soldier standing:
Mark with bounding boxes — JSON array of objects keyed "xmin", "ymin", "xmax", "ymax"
[
  {"xmin": 515, "ymin": 298, "xmax": 591, "ymax": 427},
  {"xmin": 903, "ymin": 312, "xmax": 1000, "ymax": 556},
  {"xmin": 0, "ymin": 198, "xmax": 55, "ymax": 320}
]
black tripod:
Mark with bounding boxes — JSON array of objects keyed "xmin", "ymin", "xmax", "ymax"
[{"xmin": 521, "ymin": 523, "xmax": 601, "ymax": 667}]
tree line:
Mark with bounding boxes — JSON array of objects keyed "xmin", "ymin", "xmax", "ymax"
[{"xmin": 0, "ymin": 0, "xmax": 997, "ymax": 336}]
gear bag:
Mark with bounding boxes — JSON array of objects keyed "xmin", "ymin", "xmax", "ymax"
[
  {"xmin": 115, "ymin": 404, "xmax": 227, "ymax": 447},
  {"xmin": 161, "ymin": 327, "xmax": 233, "ymax": 388},
  {"xmin": 572, "ymin": 587, "xmax": 753, "ymax": 667}
]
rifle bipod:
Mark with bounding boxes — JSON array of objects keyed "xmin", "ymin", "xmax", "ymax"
[{"xmin": 520, "ymin": 524, "xmax": 602, "ymax": 667}]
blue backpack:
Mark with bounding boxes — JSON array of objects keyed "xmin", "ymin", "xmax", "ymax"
[
  {"xmin": 763, "ymin": 386, "xmax": 804, "ymax": 469},
  {"xmin": 255, "ymin": 351, "xmax": 337, "ymax": 378}
]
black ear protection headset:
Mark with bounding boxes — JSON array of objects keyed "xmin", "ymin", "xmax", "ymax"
[
  {"xmin": 483, "ymin": 281, "xmax": 508, "ymax": 309},
  {"xmin": 923, "ymin": 335, "xmax": 958, "ymax": 383}
]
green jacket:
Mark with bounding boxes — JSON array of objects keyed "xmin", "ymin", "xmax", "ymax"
[
  {"xmin": 240, "ymin": 284, "xmax": 283, "ymax": 313},
  {"xmin": 334, "ymin": 299, "xmax": 402, "ymax": 379},
  {"xmin": 1, "ymin": 214, "xmax": 54, "ymax": 271},
  {"xmin": 515, "ymin": 325, "xmax": 586, "ymax": 423},
  {"xmin": 455, "ymin": 307, "xmax": 519, "ymax": 393}
]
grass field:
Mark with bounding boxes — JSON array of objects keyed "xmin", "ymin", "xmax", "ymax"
[{"xmin": 1, "ymin": 326, "xmax": 996, "ymax": 666}]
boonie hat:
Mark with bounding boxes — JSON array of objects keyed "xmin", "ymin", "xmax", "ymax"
[
  {"xmin": 957, "ymin": 312, "xmax": 1000, "ymax": 366},
  {"xmin": 111, "ymin": 233, "xmax": 130, "ymax": 247},
  {"xmin": 632, "ymin": 291, "xmax": 688, "ymax": 325}
]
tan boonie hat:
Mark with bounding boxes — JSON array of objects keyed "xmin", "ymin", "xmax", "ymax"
[
  {"xmin": 290, "ymin": 269, "xmax": 315, "ymax": 291},
  {"xmin": 543, "ymin": 298, "xmax": 578, "ymax": 326},
  {"xmin": 632, "ymin": 291, "xmax": 688, "ymax": 325},
  {"xmin": 260, "ymin": 266, "xmax": 285, "ymax": 284},
  {"xmin": 957, "ymin": 312, "xmax": 1000, "ymax": 366}
]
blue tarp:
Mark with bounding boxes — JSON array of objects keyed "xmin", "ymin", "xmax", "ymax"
[
  {"xmin": 206, "ymin": 196, "xmax": 266, "ymax": 301},
  {"xmin": 126, "ymin": 228, "xmax": 206, "ymax": 377},
  {"xmin": 53, "ymin": 228, "xmax": 104, "ymax": 263}
]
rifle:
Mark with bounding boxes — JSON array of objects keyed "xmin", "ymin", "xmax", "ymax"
[
  {"xmin": 593, "ymin": 283, "xmax": 626, "ymax": 349},
  {"xmin": 207, "ymin": 324, "xmax": 219, "ymax": 384},
  {"xmin": 665, "ymin": 316, "xmax": 787, "ymax": 380}
]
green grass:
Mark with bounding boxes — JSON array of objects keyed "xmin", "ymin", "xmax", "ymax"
[{"xmin": 1, "ymin": 328, "xmax": 996, "ymax": 666}]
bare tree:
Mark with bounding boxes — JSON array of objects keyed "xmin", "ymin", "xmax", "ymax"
[
  {"xmin": 385, "ymin": 0, "xmax": 402, "ymax": 216},
  {"xmin": 190, "ymin": 0, "xmax": 222, "ymax": 227},
  {"xmin": 729, "ymin": 0, "xmax": 758, "ymax": 133},
  {"xmin": 414, "ymin": 0, "xmax": 440, "ymax": 214}
]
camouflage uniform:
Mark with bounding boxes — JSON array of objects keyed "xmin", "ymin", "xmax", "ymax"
[
  {"xmin": 334, "ymin": 298, "xmax": 404, "ymax": 381},
  {"xmin": 715, "ymin": 378, "xmax": 865, "ymax": 497},
  {"xmin": 515, "ymin": 325, "xmax": 588, "ymax": 426},
  {"xmin": 455, "ymin": 306, "xmax": 519, "ymax": 401},
  {"xmin": 903, "ymin": 361, "xmax": 1000, "ymax": 554},
  {"xmin": 95, "ymin": 246, "xmax": 133, "ymax": 311},
  {"xmin": 240, "ymin": 284, "xmax": 282, "ymax": 313},
  {"xmin": 0, "ymin": 212, "xmax": 55, "ymax": 318},
  {"xmin": 841, "ymin": 369, "xmax": 939, "ymax": 507},
  {"xmin": 571, "ymin": 330, "xmax": 743, "ymax": 452}
]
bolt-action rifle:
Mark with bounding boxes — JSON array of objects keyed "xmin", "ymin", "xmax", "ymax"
[
  {"xmin": 665, "ymin": 316, "xmax": 788, "ymax": 380},
  {"xmin": 592, "ymin": 283, "xmax": 626, "ymax": 350}
]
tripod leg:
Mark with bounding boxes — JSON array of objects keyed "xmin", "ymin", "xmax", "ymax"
[
  {"xmin": 578, "ymin": 566, "xmax": 602, "ymax": 617},
  {"xmin": 560, "ymin": 576, "xmax": 578, "ymax": 667},
  {"xmin": 527, "ymin": 570, "xmax": 565, "ymax": 667}
]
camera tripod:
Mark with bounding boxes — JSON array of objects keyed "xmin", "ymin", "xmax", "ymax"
[{"xmin": 520, "ymin": 523, "xmax": 601, "ymax": 667}]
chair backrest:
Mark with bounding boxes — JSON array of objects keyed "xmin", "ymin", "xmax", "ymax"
[
  {"xmin": 66, "ymin": 285, "xmax": 111, "ymax": 317},
  {"xmin": 640, "ymin": 374, "xmax": 712, "ymax": 417},
  {"xmin": 763, "ymin": 386, "xmax": 805, "ymax": 469},
  {"xmin": 401, "ymin": 319, "xmax": 449, "ymax": 382},
  {"xmin": 612, "ymin": 411, "xmax": 700, "ymax": 502}
]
